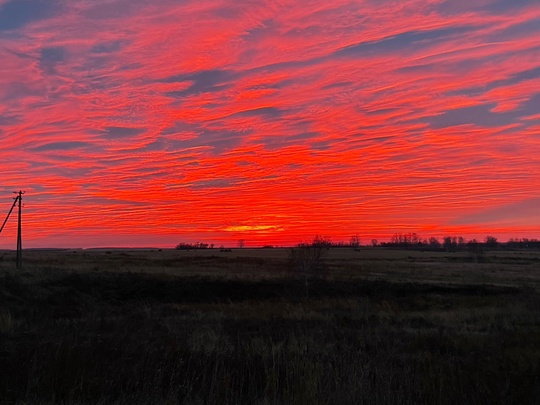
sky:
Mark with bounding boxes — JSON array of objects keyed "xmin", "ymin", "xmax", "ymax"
[{"xmin": 1, "ymin": 0, "xmax": 539, "ymax": 248}]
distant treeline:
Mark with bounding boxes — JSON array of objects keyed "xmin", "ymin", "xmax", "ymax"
[
  {"xmin": 292, "ymin": 234, "xmax": 540, "ymax": 252},
  {"xmin": 175, "ymin": 242, "xmax": 214, "ymax": 250},
  {"xmin": 176, "ymin": 234, "xmax": 540, "ymax": 251},
  {"xmin": 379, "ymin": 233, "xmax": 540, "ymax": 251}
]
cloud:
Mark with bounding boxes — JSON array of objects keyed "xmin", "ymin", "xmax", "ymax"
[
  {"xmin": 102, "ymin": 126, "xmax": 147, "ymax": 139},
  {"xmin": 452, "ymin": 198, "xmax": 540, "ymax": 226},
  {"xmin": 0, "ymin": 0, "xmax": 59, "ymax": 31},
  {"xmin": 164, "ymin": 69, "xmax": 235, "ymax": 97},
  {"xmin": 39, "ymin": 46, "xmax": 66, "ymax": 74},
  {"xmin": 30, "ymin": 141, "xmax": 92, "ymax": 152},
  {"xmin": 334, "ymin": 25, "xmax": 480, "ymax": 59},
  {"xmin": 427, "ymin": 103, "xmax": 520, "ymax": 128},
  {"xmin": 1, "ymin": 0, "xmax": 540, "ymax": 247}
]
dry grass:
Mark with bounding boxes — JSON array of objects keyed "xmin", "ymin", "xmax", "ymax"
[
  {"xmin": 0, "ymin": 248, "xmax": 539, "ymax": 404},
  {"xmin": 2, "ymin": 247, "xmax": 539, "ymax": 287}
]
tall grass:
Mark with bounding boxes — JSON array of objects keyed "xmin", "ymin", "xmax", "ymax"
[{"xmin": 0, "ymin": 252, "xmax": 539, "ymax": 404}]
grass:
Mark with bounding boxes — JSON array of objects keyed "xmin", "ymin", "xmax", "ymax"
[{"xmin": 0, "ymin": 248, "xmax": 539, "ymax": 404}]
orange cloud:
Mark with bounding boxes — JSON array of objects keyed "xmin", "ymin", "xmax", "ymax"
[{"xmin": 1, "ymin": 0, "xmax": 539, "ymax": 248}]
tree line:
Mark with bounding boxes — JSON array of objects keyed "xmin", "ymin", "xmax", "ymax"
[
  {"xmin": 176, "ymin": 235, "xmax": 540, "ymax": 251},
  {"xmin": 285, "ymin": 233, "xmax": 540, "ymax": 252},
  {"xmin": 380, "ymin": 233, "xmax": 540, "ymax": 251}
]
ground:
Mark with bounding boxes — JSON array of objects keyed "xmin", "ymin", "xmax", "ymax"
[{"xmin": 0, "ymin": 247, "xmax": 539, "ymax": 404}]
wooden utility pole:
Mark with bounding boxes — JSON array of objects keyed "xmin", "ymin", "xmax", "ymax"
[{"xmin": 16, "ymin": 191, "xmax": 23, "ymax": 269}]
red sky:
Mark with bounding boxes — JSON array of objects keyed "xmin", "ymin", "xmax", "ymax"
[{"xmin": 1, "ymin": 0, "xmax": 539, "ymax": 248}]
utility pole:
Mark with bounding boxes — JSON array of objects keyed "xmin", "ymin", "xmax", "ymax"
[{"xmin": 16, "ymin": 191, "xmax": 23, "ymax": 269}]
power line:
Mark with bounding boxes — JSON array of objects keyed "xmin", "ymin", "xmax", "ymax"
[
  {"xmin": 0, "ymin": 191, "xmax": 24, "ymax": 269},
  {"xmin": 0, "ymin": 196, "xmax": 18, "ymax": 235}
]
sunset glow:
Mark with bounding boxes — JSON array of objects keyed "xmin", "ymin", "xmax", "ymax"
[{"xmin": 1, "ymin": 0, "xmax": 539, "ymax": 248}]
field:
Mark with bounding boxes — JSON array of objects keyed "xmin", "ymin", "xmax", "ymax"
[{"xmin": 0, "ymin": 247, "xmax": 539, "ymax": 404}]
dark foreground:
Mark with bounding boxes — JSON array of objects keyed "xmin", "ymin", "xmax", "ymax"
[{"xmin": 0, "ymin": 249, "xmax": 539, "ymax": 404}]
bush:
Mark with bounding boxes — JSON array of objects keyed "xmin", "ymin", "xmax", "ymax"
[{"xmin": 288, "ymin": 236, "xmax": 329, "ymax": 298}]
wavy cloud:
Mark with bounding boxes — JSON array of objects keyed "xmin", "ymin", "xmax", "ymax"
[{"xmin": 0, "ymin": 0, "xmax": 539, "ymax": 247}]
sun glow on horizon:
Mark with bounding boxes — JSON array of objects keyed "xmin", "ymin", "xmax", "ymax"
[{"xmin": 223, "ymin": 225, "xmax": 285, "ymax": 233}]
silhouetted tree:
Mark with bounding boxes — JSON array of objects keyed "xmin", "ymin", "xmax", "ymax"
[
  {"xmin": 429, "ymin": 237, "xmax": 441, "ymax": 250},
  {"xmin": 390, "ymin": 232, "xmax": 422, "ymax": 248},
  {"xmin": 176, "ymin": 242, "xmax": 209, "ymax": 250},
  {"xmin": 312, "ymin": 235, "xmax": 332, "ymax": 249},
  {"xmin": 288, "ymin": 236, "xmax": 329, "ymax": 298},
  {"xmin": 467, "ymin": 239, "xmax": 484, "ymax": 262},
  {"xmin": 506, "ymin": 238, "xmax": 540, "ymax": 249},
  {"xmin": 507, "ymin": 238, "xmax": 519, "ymax": 249},
  {"xmin": 443, "ymin": 236, "xmax": 458, "ymax": 252},
  {"xmin": 350, "ymin": 234, "xmax": 361, "ymax": 248},
  {"xmin": 484, "ymin": 235, "xmax": 498, "ymax": 250}
]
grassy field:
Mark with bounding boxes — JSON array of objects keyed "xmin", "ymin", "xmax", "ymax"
[{"xmin": 0, "ymin": 248, "xmax": 539, "ymax": 404}]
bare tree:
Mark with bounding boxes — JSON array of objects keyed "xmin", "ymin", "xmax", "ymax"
[
  {"xmin": 467, "ymin": 239, "xmax": 484, "ymax": 262},
  {"xmin": 288, "ymin": 236, "xmax": 329, "ymax": 298},
  {"xmin": 350, "ymin": 234, "xmax": 361, "ymax": 248},
  {"xmin": 237, "ymin": 239, "xmax": 245, "ymax": 249},
  {"xmin": 443, "ymin": 236, "xmax": 457, "ymax": 252},
  {"xmin": 429, "ymin": 237, "xmax": 441, "ymax": 250},
  {"xmin": 484, "ymin": 235, "xmax": 498, "ymax": 250}
]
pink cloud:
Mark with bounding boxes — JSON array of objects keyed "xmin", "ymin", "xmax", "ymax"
[{"xmin": 1, "ymin": 0, "xmax": 539, "ymax": 248}]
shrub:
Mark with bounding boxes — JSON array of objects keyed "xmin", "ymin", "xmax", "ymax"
[{"xmin": 287, "ymin": 236, "xmax": 329, "ymax": 298}]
